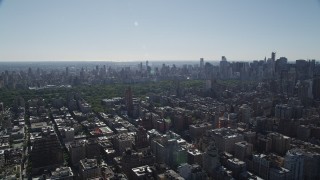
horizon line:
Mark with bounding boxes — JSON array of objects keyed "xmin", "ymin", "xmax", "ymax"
[{"xmin": 0, "ymin": 59, "xmax": 318, "ymax": 63}]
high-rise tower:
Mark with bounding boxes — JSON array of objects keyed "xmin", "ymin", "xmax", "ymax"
[
  {"xmin": 200, "ymin": 58, "xmax": 204, "ymax": 69},
  {"xmin": 271, "ymin": 52, "xmax": 276, "ymax": 62},
  {"xmin": 125, "ymin": 87, "xmax": 133, "ymax": 117}
]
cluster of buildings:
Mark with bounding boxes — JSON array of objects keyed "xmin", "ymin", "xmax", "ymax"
[
  {"xmin": 0, "ymin": 97, "xmax": 25, "ymax": 179},
  {"xmin": 1, "ymin": 53, "xmax": 318, "ymax": 91},
  {"xmin": 0, "ymin": 53, "xmax": 320, "ymax": 179}
]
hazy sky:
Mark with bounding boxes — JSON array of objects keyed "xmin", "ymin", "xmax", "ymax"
[{"xmin": 0, "ymin": 0, "xmax": 320, "ymax": 61}]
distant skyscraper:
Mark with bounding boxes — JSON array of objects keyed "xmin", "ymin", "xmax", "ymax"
[
  {"xmin": 275, "ymin": 57, "xmax": 288, "ymax": 74},
  {"xmin": 125, "ymin": 86, "xmax": 133, "ymax": 117},
  {"xmin": 200, "ymin": 58, "xmax": 204, "ymax": 69},
  {"xmin": 268, "ymin": 52, "xmax": 276, "ymax": 77},
  {"xmin": 220, "ymin": 56, "xmax": 229, "ymax": 79},
  {"xmin": 296, "ymin": 60, "xmax": 311, "ymax": 80},
  {"xmin": 271, "ymin": 52, "xmax": 276, "ymax": 62}
]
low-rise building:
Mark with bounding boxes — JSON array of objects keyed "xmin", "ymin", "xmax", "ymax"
[
  {"xmin": 80, "ymin": 159, "xmax": 101, "ymax": 180},
  {"xmin": 51, "ymin": 167, "xmax": 74, "ymax": 180}
]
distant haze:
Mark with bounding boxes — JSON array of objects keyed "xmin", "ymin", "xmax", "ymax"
[{"xmin": 0, "ymin": 0, "xmax": 319, "ymax": 61}]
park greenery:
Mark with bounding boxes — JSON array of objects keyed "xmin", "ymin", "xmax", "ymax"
[
  {"xmin": 0, "ymin": 79, "xmax": 257, "ymax": 112},
  {"xmin": 0, "ymin": 80, "xmax": 205, "ymax": 112}
]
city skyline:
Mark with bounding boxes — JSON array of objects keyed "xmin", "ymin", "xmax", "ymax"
[
  {"xmin": 1, "ymin": 41, "xmax": 320, "ymax": 179},
  {"xmin": 1, "ymin": 0, "xmax": 320, "ymax": 61}
]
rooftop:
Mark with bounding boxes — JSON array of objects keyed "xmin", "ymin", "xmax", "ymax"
[
  {"xmin": 80, "ymin": 159, "xmax": 98, "ymax": 170},
  {"xmin": 212, "ymin": 128, "xmax": 241, "ymax": 139},
  {"xmin": 132, "ymin": 165, "xmax": 153, "ymax": 177},
  {"xmin": 227, "ymin": 158, "xmax": 246, "ymax": 166},
  {"xmin": 51, "ymin": 167, "xmax": 74, "ymax": 179}
]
